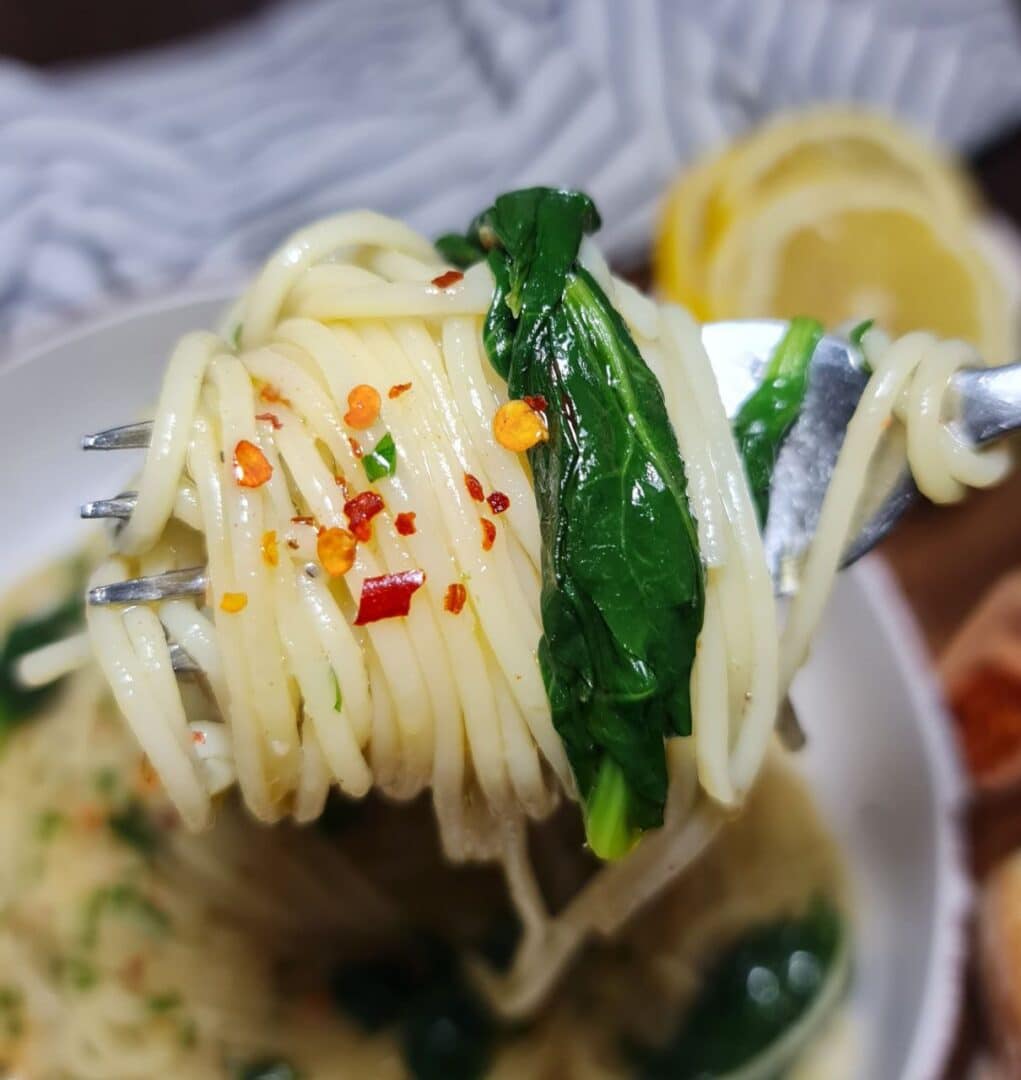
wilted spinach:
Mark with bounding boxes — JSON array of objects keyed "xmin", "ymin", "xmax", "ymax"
[{"xmin": 441, "ymin": 188, "xmax": 705, "ymax": 858}]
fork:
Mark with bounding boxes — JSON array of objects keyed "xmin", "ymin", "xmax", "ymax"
[{"xmin": 82, "ymin": 319, "xmax": 1021, "ymax": 636}]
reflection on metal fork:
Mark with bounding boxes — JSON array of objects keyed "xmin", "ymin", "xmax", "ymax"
[
  {"xmin": 88, "ymin": 566, "xmax": 208, "ymax": 606},
  {"xmin": 82, "ymin": 421, "xmax": 154, "ymax": 451},
  {"xmin": 81, "ymin": 492, "xmax": 138, "ymax": 520}
]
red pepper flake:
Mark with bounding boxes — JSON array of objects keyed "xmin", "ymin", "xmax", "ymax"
[
  {"xmin": 344, "ymin": 384, "xmax": 382, "ymax": 430},
  {"xmin": 444, "ymin": 583, "xmax": 467, "ymax": 615},
  {"xmin": 464, "ymin": 473, "xmax": 485, "ymax": 502},
  {"xmin": 388, "ymin": 382, "xmax": 413, "ymax": 399},
  {"xmin": 395, "ymin": 511, "xmax": 417, "ymax": 536},
  {"xmin": 286, "ymin": 538, "xmax": 300, "ymax": 550},
  {"xmin": 233, "ymin": 440, "xmax": 273, "ymax": 488},
  {"xmin": 120, "ymin": 954, "xmax": 146, "ymax": 991},
  {"xmin": 291, "ymin": 515, "xmax": 317, "ymax": 527},
  {"xmin": 317, "ymin": 527, "xmax": 357, "ymax": 577},
  {"xmin": 261, "ymin": 530, "xmax": 279, "ymax": 567},
  {"xmin": 354, "ymin": 569, "xmax": 426, "ymax": 625},
  {"xmin": 260, "ymin": 384, "xmax": 291, "ymax": 407},
  {"xmin": 255, "ymin": 412, "xmax": 282, "ymax": 430},
  {"xmin": 481, "ymin": 518, "xmax": 497, "ymax": 551},
  {"xmin": 431, "ymin": 270, "xmax": 464, "ymax": 289},
  {"xmin": 348, "ymin": 437, "xmax": 364, "ymax": 459},
  {"xmin": 523, "ymin": 394, "xmax": 548, "ymax": 413},
  {"xmin": 192, "ymin": 730, "xmax": 206, "ymax": 745},
  {"xmin": 220, "ymin": 591, "xmax": 248, "ymax": 614},
  {"xmin": 344, "ymin": 491, "xmax": 385, "ymax": 542},
  {"xmin": 486, "ymin": 491, "xmax": 510, "ymax": 515}
]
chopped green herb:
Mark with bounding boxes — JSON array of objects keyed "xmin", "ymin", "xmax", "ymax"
[
  {"xmin": 0, "ymin": 584, "xmax": 84, "ymax": 740},
  {"xmin": 81, "ymin": 883, "xmax": 170, "ymax": 948},
  {"xmin": 362, "ymin": 432, "xmax": 397, "ymax": 482},
  {"xmin": 108, "ymin": 799, "xmax": 160, "ymax": 857},
  {"xmin": 64, "ymin": 956, "xmax": 98, "ymax": 991},
  {"xmin": 442, "ymin": 188, "xmax": 704, "ymax": 857},
  {"xmin": 93, "ymin": 766, "xmax": 119, "ymax": 797},
  {"xmin": 35, "ymin": 809, "xmax": 66, "ymax": 842},
  {"xmin": 848, "ymin": 318, "xmax": 874, "ymax": 348},
  {"xmin": 732, "ymin": 316, "xmax": 824, "ymax": 525},
  {"xmin": 634, "ymin": 897, "xmax": 846, "ymax": 1078},
  {"xmin": 235, "ymin": 1060, "xmax": 301, "ymax": 1080},
  {"xmin": 434, "ymin": 232, "xmax": 488, "ymax": 269},
  {"xmin": 0, "ymin": 986, "xmax": 23, "ymax": 1037},
  {"xmin": 232, "ymin": 323, "xmax": 243, "ymax": 349},
  {"xmin": 330, "ymin": 669, "xmax": 342, "ymax": 712},
  {"xmin": 148, "ymin": 990, "xmax": 183, "ymax": 1014}
]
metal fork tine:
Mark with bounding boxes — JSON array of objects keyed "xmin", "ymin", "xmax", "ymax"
[
  {"xmin": 81, "ymin": 492, "xmax": 138, "ymax": 520},
  {"xmin": 169, "ymin": 642, "xmax": 200, "ymax": 673},
  {"xmin": 82, "ymin": 421, "xmax": 153, "ymax": 451},
  {"xmin": 88, "ymin": 566, "xmax": 208, "ymax": 606}
]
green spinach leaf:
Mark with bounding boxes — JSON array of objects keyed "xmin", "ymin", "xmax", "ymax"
[
  {"xmin": 0, "ymin": 585, "xmax": 83, "ymax": 739},
  {"xmin": 732, "ymin": 317, "xmax": 823, "ymax": 525},
  {"xmin": 634, "ymin": 896, "xmax": 846, "ymax": 1079},
  {"xmin": 443, "ymin": 188, "xmax": 705, "ymax": 858}
]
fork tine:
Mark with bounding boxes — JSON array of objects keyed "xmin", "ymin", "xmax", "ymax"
[
  {"xmin": 88, "ymin": 566, "xmax": 207, "ymax": 606},
  {"xmin": 82, "ymin": 421, "xmax": 153, "ymax": 451},
  {"xmin": 80, "ymin": 492, "xmax": 138, "ymax": 520},
  {"xmin": 169, "ymin": 642, "xmax": 200, "ymax": 673}
]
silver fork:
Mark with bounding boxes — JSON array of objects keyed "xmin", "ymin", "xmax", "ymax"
[{"xmin": 82, "ymin": 319, "xmax": 1021, "ymax": 626}]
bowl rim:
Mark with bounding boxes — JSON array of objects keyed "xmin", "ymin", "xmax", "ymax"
[{"xmin": 851, "ymin": 556, "xmax": 970, "ymax": 1080}]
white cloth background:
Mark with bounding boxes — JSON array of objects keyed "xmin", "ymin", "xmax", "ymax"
[{"xmin": 2, "ymin": 0, "xmax": 1020, "ymax": 348}]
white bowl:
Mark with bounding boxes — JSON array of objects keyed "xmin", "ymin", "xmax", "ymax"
[{"xmin": 0, "ymin": 294, "xmax": 969, "ymax": 1079}]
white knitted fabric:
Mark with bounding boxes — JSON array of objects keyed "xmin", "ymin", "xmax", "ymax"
[{"xmin": 3, "ymin": 0, "xmax": 1020, "ymax": 347}]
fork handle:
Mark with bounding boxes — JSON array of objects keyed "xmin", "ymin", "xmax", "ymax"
[{"xmin": 956, "ymin": 363, "xmax": 1021, "ymax": 446}]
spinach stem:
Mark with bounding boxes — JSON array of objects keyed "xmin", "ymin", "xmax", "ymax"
[{"xmin": 585, "ymin": 757, "xmax": 639, "ymax": 861}]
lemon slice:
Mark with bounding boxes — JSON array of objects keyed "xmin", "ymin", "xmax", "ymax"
[
  {"xmin": 653, "ymin": 148, "xmax": 737, "ymax": 320},
  {"xmin": 706, "ymin": 107, "xmax": 975, "ymax": 236},
  {"xmin": 706, "ymin": 179, "xmax": 1013, "ymax": 364}
]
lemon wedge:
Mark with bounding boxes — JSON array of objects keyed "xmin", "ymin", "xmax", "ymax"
[{"xmin": 655, "ymin": 107, "xmax": 1016, "ymax": 364}]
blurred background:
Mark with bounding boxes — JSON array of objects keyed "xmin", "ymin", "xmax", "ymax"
[{"xmin": 2, "ymin": 0, "xmax": 1021, "ymax": 1074}]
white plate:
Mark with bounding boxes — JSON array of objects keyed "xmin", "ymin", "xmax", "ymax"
[{"xmin": 0, "ymin": 293, "xmax": 969, "ymax": 1080}]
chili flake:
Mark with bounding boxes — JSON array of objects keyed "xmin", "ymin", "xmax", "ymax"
[
  {"xmin": 344, "ymin": 384, "xmax": 382, "ymax": 430},
  {"xmin": 220, "ymin": 592, "xmax": 248, "ymax": 614},
  {"xmin": 431, "ymin": 270, "xmax": 464, "ymax": 289},
  {"xmin": 464, "ymin": 473, "xmax": 485, "ymax": 502},
  {"xmin": 481, "ymin": 519, "xmax": 496, "ymax": 551},
  {"xmin": 291, "ymin": 515, "xmax": 317, "ymax": 527},
  {"xmin": 192, "ymin": 730, "xmax": 206, "ymax": 745},
  {"xmin": 260, "ymin": 384, "xmax": 291, "ymax": 407},
  {"xmin": 286, "ymin": 538, "xmax": 300, "ymax": 550},
  {"xmin": 255, "ymin": 411, "xmax": 282, "ymax": 430},
  {"xmin": 317, "ymin": 527, "xmax": 357, "ymax": 577},
  {"xmin": 444, "ymin": 583, "xmax": 467, "ymax": 615},
  {"xmin": 395, "ymin": 512, "xmax": 417, "ymax": 536},
  {"xmin": 344, "ymin": 491, "xmax": 385, "ymax": 542},
  {"xmin": 523, "ymin": 394, "xmax": 548, "ymax": 413},
  {"xmin": 348, "ymin": 437, "xmax": 364, "ymax": 459},
  {"xmin": 388, "ymin": 382, "xmax": 412, "ymax": 399},
  {"xmin": 487, "ymin": 491, "xmax": 510, "ymax": 515},
  {"xmin": 493, "ymin": 399, "xmax": 548, "ymax": 452},
  {"xmin": 261, "ymin": 530, "xmax": 279, "ymax": 567},
  {"xmin": 354, "ymin": 570, "xmax": 426, "ymax": 625},
  {"xmin": 233, "ymin": 440, "xmax": 273, "ymax": 488}
]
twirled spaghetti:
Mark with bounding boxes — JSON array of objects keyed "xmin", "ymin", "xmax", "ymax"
[{"xmin": 75, "ymin": 201, "xmax": 1007, "ymax": 1014}]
